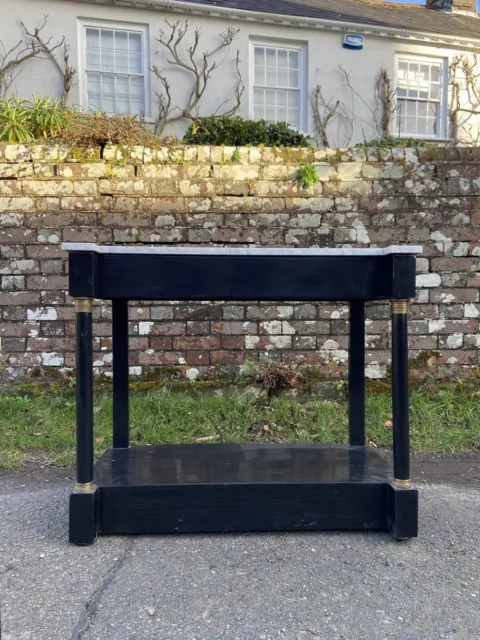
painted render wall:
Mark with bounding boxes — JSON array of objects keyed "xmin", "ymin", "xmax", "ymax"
[{"xmin": 1, "ymin": 0, "xmax": 480, "ymax": 144}]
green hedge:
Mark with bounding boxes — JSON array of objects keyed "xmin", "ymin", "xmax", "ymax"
[{"xmin": 183, "ymin": 116, "xmax": 311, "ymax": 147}]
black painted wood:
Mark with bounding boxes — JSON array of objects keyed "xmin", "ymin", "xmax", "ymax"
[
  {"xmin": 69, "ymin": 252, "xmax": 98, "ymax": 298},
  {"xmin": 112, "ymin": 299, "xmax": 129, "ymax": 448},
  {"xmin": 94, "ymin": 443, "xmax": 392, "ymax": 486},
  {"xmin": 387, "ymin": 484, "xmax": 418, "ymax": 540},
  {"xmin": 387, "ymin": 255, "xmax": 417, "ymax": 299},
  {"xmin": 98, "ymin": 484, "xmax": 388, "ymax": 534},
  {"xmin": 69, "ymin": 490, "xmax": 98, "ymax": 545},
  {"xmin": 392, "ymin": 312, "xmax": 410, "ymax": 481},
  {"xmin": 76, "ymin": 312, "xmax": 94, "ymax": 485},
  {"xmin": 68, "ymin": 253, "xmax": 417, "ymax": 301},
  {"xmin": 65, "ymin": 247, "xmax": 420, "ymax": 545},
  {"xmin": 94, "ymin": 444, "xmax": 391, "ymax": 535},
  {"xmin": 348, "ymin": 301, "xmax": 366, "ymax": 446}
]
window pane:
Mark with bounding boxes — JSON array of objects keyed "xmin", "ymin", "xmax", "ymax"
[
  {"xmin": 130, "ymin": 53, "xmax": 143, "ymax": 75},
  {"xmin": 254, "ymin": 47, "xmax": 265, "ymax": 66},
  {"xmin": 417, "ymin": 102, "xmax": 427, "ymax": 117},
  {"xmin": 398, "ymin": 61, "xmax": 408, "ymax": 81},
  {"xmin": 277, "ymin": 105, "xmax": 287, "ymax": 122},
  {"xmin": 431, "ymin": 65, "xmax": 441, "ymax": 83},
  {"xmin": 253, "ymin": 88, "xmax": 264, "ymax": 120},
  {"xmin": 266, "ymin": 48, "xmax": 276, "ymax": 66},
  {"xmin": 406, "ymin": 101, "xmax": 416, "ymax": 117},
  {"xmin": 289, "ymin": 50, "xmax": 299, "ymax": 69},
  {"xmin": 115, "ymin": 31, "xmax": 129, "ymax": 73},
  {"xmin": 87, "ymin": 72, "xmax": 101, "ymax": 110},
  {"xmin": 406, "ymin": 116, "xmax": 416, "ymax": 134},
  {"xmin": 426, "ymin": 118, "xmax": 436, "ymax": 135},
  {"xmin": 255, "ymin": 66, "xmax": 265, "ymax": 85},
  {"xmin": 266, "ymin": 68, "xmax": 276, "ymax": 87},
  {"xmin": 417, "ymin": 118, "xmax": 427, "ymax": 135},
  {"xmin": 87, "ymin": 49, "xmax": 101, "ymax": 70},
  {"xmin": 428, "ymin": 102, "xmax": 438, "ymax": 118},
  {"xmin": 129, "ymin": 32, "xmax": 142, "ymax": 53},
  {"xmin": 86, "ymin": 28, "xmax": 100, "ymax": 70},
  {"xmin": 289, "ymin": 69, "xmax": 299, "ymax": 89},
  {"xmin": 278, "ymin": 68, "xmax": 288, "ymax": 87},
  {"xmin": 265, "ymin": 89, "xmax": 276, "ymax": 106},
  {"xmin": 277, "ymin": 90, "xmax": 287, "ymax": 106},
  {"xmin": 288, "ymin": 90, "xmax": 299, "ymax": 110},
  {"xmin": 265, "ymin": 107, "xmax": 275, "ymax": 122},
  {"xmin": 430, "ymin": 83, "xmax": 440, "ymax": 100},
  {"xmin": 130, "ymin": 75, "xmax": 145, "ymax": 114},
  {"xmin": 116, "ymin": 75, "xmax": 130, "ymax": 112},
  {"xmin": 86, "ymin": 28, "xmax": 100, "ymax": 47},
  {"xmin": 287, "ymin": 109, "xmax": 298, "ymax": 128},
  {"xmin": 101, "ymin": 74, "xmax": 116, "ymax": 112},
  {"xmin": 101, "ymin": 46, "xmax": 114, "ymax": 72},
  {"xmin": 278, "ymin": 49, "xmax": 288, "ymax": 68}
]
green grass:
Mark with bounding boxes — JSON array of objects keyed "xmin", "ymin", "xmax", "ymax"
[{"xmin": 0, "ymin": 389, "xmax": 479, "ymax": 470}]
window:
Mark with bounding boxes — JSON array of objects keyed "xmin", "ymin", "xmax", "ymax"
[
  {"xmin": 84, "ymin": 25, "xmax": 147, "ymax": 115},
  {"xmin": 395, "ymin": 55, "xmax": 446, "ymax": 138},
  {"xmin": 251, "ymin": 43, "xmax": 305, "ymax": 129}
]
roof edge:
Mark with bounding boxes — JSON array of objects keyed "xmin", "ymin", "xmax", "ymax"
[{"xmin": 68, "ymin": 0, "xmax": 480, "ymax": 48}]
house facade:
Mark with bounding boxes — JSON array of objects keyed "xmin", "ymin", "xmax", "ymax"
[{"xmin": 1, "ymin": 0, "xmax": 480, "ymax": 145}]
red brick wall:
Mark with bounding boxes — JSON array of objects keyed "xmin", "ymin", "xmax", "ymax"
[{"xmin": 0, "ymin": 143, "xmax": 479, "ymax": 380}]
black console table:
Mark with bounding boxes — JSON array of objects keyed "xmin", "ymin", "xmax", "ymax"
[{"xmin": 62, "ymin": 243, "xmax": 421, "ymax": 545}]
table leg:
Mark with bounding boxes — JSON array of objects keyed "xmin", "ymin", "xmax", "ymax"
[
  {"xmin": 391, "ymin": 299, "xmax": 411, "ymax": 487},
  {"xmin": 348, "ymin": 301, "xmax": 365, "ymax": 446},
  {"xmin": 112, "ymin": 299, "xmax": 129, "ymax": 448},
  {"xmin": 388, "ymin": 299, "xmax": 417, "ymax": 540},
  {"xmin": 70, "ymin": 297, "xmax": 97, "ymax": 545}
]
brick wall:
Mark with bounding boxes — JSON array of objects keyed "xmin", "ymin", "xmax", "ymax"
[{"xmin": 0, "ymin": 143, "xmax": 479, "ymax": 380}]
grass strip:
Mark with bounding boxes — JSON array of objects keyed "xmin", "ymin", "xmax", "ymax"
[{"xmin": 0, "ymin": 389, "xmax": 479, "ymax": 470}]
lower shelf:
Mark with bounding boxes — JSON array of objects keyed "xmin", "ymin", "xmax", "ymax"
[{"xmin": 69, "ymin": 444, "xmax": 418, "ymax": 544}]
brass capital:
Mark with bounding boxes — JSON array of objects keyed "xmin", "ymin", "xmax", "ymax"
[
  {"xmin": 73, "ymin": 481, "xmax": 96, "ymax": 494},
  {"xmin": 74, "ymin": 297, "xmax": 93, "ymax": 313},
  {"xmin": 393, "ymin": 478, "xmax": 413, "ymax": 489},
  {"xmin": 391, "ymin": 299, "xmax": 408, "ymax": 315}
]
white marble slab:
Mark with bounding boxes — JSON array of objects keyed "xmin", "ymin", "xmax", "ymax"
[{"xmin": 62, "ymin": 243, "xmax": 423, "ymax": 256}]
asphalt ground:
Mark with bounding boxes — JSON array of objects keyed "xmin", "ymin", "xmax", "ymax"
[{"xmin": 0, "ymin": 456, "xmax": 479, "ymax": 640}]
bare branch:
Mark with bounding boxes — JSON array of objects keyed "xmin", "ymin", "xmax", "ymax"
[
  {"xmin": 20, "ymin": 16, "xmax": 76, "ymax": 104},
  {"xmin": 449, "ymin": 51, "xmax": 480, "ymax": 146},
  {"xmin": 153, "ymin": 20, "xmax": 244, "ymax": 135}
]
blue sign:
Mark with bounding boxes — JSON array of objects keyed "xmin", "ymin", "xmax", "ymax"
[{"xmin": 343, "ymin": 34, "xmax": 364, "ymax": 50}]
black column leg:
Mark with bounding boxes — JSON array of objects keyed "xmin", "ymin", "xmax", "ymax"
[
  {"xmin": 69, "ymin": 297, "xmax": 98, "ymax": 545},
  {"xmin": 348, "ymin": 301, "xmax": 365, "ymax": 446},
  {"xmin": 112, "ymin": 299, "xmax": 129, "ymax": 448},
  {"xmin": 388, "ymin": 299, "xmax": 418, "ymax": 540}
]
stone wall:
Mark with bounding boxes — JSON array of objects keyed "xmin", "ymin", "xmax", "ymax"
[{"xmin": 0, "ymin": 143, "xmax": 479, "ymax": 380}]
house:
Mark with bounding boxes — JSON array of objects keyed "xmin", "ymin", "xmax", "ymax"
[{"xmin": 1, "ymin": 0, "xmax": 480, "ymax": 145}]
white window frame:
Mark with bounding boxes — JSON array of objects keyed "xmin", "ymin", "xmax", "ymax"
[
  {"xmin": 249, "ymin": 39, "xmax": 307, "ymax": 133},
  {"xmin": 77, "ymin": 18, "xmax": 150, "ymax": 117},
  {"xmin": 394, "ymin": 53, "xmax": 448, "ymax": 140}
]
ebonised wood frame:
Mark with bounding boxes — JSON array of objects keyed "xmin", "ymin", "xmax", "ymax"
[{"xmin": 65, "ymin": 247, "xmax": 419, "ymax": 545}]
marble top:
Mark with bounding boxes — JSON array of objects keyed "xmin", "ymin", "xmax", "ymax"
[{"xmin": 62, "ymin": 243, "xmax": 423, "ymax": 256}]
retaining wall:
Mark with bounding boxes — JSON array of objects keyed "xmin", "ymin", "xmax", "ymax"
[{"xmin": 0, "ymin": 143, "xmax": 479, "ymax": 380}]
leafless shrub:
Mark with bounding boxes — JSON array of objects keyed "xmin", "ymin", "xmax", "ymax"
[
  {"xmin": 450, "ymin": 51, "xmax": 480, "ymax": 146},
  {"xmin": 152, "ymin": 20, "xmax": 244, "ymax": 136},
  {"xmin": 59, "ymin": 112, "xmax": 159, "ymax": 147},
  {"xmin": 258, "ymin": 364, "xmax": 297, "ymax": 395},
  {"xmin": 21, "ymin": 18, "xmax": 76, "ymax": 104}
]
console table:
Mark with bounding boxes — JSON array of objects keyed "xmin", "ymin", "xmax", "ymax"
[{"xmin": 63, "ymin": 243, "xmax": 421, "ymax": 545}]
